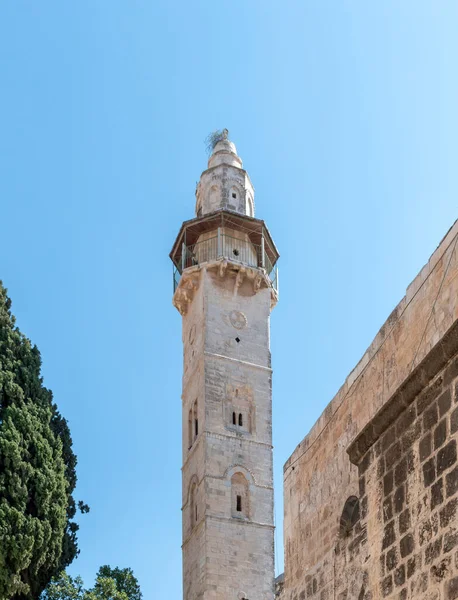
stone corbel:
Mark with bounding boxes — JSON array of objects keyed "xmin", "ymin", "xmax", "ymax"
[
  {"xmin": 219, "ymin": 260, "xmax": 228, "ymax": 278},
  {"xmin": 233, "ymin": 266, "xmax": 246, "ymax": 296},
  {"xmin": 253, "ymin": 273, "xmax": 263, "ymax": 293},
  {"xmin": 173, "ymin": 270, "xmax": 201, "ymax": 315}
]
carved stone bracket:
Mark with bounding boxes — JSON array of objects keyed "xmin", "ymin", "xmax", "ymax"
[
  {"xmin": 173, "ymin": 259, "xmax": 278, "ymax": 315},
  {"xmin": 173, "ymin": 268, "xmax": 201, "ymax": 315},
  {"xmin": 233, "ymin": 266, "xmax": 246, "ymax": 296},
  {"xmin": 219, "ymin": 260, "xmax": 228, "ymax": 278}
]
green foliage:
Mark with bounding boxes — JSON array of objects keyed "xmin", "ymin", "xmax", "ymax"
[
  {"xmin": 40, "ymin": 573, "xmax": 85, "ymax": 600},
  {"xmin": 94, "ymin": 567, "xmax": 142, "ymax": 600},
  {"xmin": 41, "ymin": 567, "xmax": 142, "ymax": 600},
  {"xmin": 0, "ymin": 282, "xmax": 86, "ymax": 599}
]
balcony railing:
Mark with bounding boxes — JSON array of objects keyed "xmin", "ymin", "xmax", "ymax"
[{"xmin": 173, "ymin": 232, "xmax": 278, "ymax": 294}]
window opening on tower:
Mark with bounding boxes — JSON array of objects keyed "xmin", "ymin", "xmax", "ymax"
[
  {"xmin": 239, "ymin": 413, "xmax": 243, "ymax": 427},
  {"xmin": 191, "ymin": 400, "xmax": 198, "ymax": 445},
  {"xmin": 231, "ymin": 472, "xmax": 249, "ymax": 518},
  {"xmin": 190, "ymin": 481, "xmax": 197, "ymax": 531},
  {"xmin": 232, "ymin": 412, "xmax": 236, "ymax": 425},
  {"xmin": 188, "ymin": 409, "xmax": 192, "ymax": 450}
]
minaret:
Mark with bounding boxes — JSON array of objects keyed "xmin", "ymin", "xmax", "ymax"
[{"xmin": 170, "ymin": 130, "xmax": 279, "ymax": 600}]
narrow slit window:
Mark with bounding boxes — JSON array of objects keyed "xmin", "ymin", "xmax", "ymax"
[
  {"xmin": 238, "ymin": 413, "xmax": 243, "ymax": 427},
  {"xmin": 232, "ymin": 412, "xmax": 236, "ymax": 425},
  {"xmin": 236, "ymin": 495, "xmax": 242, "ymax": 512},
  {"xmin": 195, "ymin": 505, "xmax": 198, "ymax": 522},
  {"xmin": 193, "ymin": 400, "xmax": 198, "ymax": 442}
]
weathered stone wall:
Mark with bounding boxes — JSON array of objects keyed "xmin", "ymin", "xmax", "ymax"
[
  {"xmin": 281, "ymin": 220, "xmax": 458, "ymax": 600},
  {"xmin": 346, "ymin": 336, "xmax": 458, "ymax": 599},
  {"xmin": 181, "ymin": 265, "xmax": 275, "ymax": 600}
]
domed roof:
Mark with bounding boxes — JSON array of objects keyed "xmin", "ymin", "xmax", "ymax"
[
  {"xmin": 211, "ymin": 139, "xmax": 238, "ymax": 156},
  {"xmin": 207, "ymin": 133, "xmax": 242, "ymax": 169}
]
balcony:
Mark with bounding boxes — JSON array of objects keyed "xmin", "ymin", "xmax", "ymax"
[{"xmin": 172, "ymin": 231, "xmax": 279, "ymax": 294}]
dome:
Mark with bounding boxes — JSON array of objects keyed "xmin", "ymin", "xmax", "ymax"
[
  {"xmin": 208, "ymin": 138, "xmax": 242, "ymax": 169},
  {"xmin": 212, "ymin": 139, "xmax": 238, "ymax": 156}
]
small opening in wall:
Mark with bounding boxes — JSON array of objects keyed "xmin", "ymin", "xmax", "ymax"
[
  {"xmin": 235, "ymin": 337, "xmax": 240, "ymax": 343},
  {"xmin": 339, "ymin": 496, "xmax": 360, "ymax": 538},
  {"xmin": 232, "ymin": 412, "xmax": 236, "ymax": 425},
  {"xmin": 232, "ymin": 192, "xmax": 237, "ymax": 199},
  {"xmin": 239, "ymin": 413, "xmax": 243, "ymax": 427},
  {"xmin": 195, "ymin": 505, "xmax": 198, "ymax": 522},
  {"xmin": 233, "ymin": 248, "xmax": 239, "ymax": 257},
  {"xmin": 236, "ymin": 495, "xmax": 242, "ymax": 512},
  {"xmin": 195, "ymin": 419, "xmax": 199, "ymax": 437},
  {"xmin": 235, "ymin": 389, "xmax": 239, "ymax": 397}
]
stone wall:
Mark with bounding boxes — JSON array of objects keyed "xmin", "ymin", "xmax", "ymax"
[
  {"xmin": 281, "ymin": 220, "xmax": 458, "ymax": 600},
  {"xmin": 180, "ymin": 264, "xmax": 275, "ymax": 600},
  {"xmin": 345, "ymin": 327, "xmax": 458, "ymax": 599}
]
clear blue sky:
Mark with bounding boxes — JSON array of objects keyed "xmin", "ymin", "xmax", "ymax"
[{"xmin": 1, "ymin": 2, "xmax": 457, "ymax": 598}]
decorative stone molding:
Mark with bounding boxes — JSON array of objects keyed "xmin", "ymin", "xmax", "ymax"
[
  {"xmin": 204, "ymin": 351, "xmax": 273, "ymax": 373},
  {"xmin": 206, "ymin": 513, "xmax": 275, "ymax": 530},
  {"xmin": 224, "ymin": 464, "xmax": 256, "ymax": 485},
  {"xmin": 205, "ymin": 430, "xmax": 273, "ymax": 449},
  {"xmin": 233, "ymin": 266, "xmax": 246, "ymax": 296},
  {"xmin": 173, "ymin": 259, "xmax": 278, "ymax": 315},
  {"xmin": 229, "ymin": 310, "xmax": 248, "ymax": 330},
  {"xmin": 172, "ymin": 267, "xmax": 201, "ymax": 315}
]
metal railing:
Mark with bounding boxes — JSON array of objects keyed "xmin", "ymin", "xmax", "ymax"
[{"xmin": 173, "ymin": 232, "xmax": 278, "ymax": 294}]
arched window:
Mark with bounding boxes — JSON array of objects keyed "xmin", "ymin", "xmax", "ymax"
[
  {"xmin": 232, "ymin": 412, "xmax": 236, "ymax": 425},
  {"xmin": 246, "ymin": 196, "xmax": 254, "ymax": 217},
  {"xmin": 231, "ymin": 472, "xmax": 249, "ymax": 519},
  {"xmin": 193, "ymin": 400, "xmax": 198, "ymax": 440},
  {"xmin": 188, "ymin": 409, "xmax": 193, "ymax": 450},
  {"xmin": 339, "ymin": 496, "xmax": 360, "ymax": 538},
  {"xmin": 238, "ymin": 413, "xmax": 243, "ymax": 427},
  {"xmin": 190, "ymin": 480, "xmax": 197, "ymax": 530},
  {"xmin": 208, "ymin": 185, "xmax": 219, "ymax": 210}
]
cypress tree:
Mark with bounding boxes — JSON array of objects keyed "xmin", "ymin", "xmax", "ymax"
[{"xmin": 0, "ymin": 282, "xmax": 85, "ymax": 599}]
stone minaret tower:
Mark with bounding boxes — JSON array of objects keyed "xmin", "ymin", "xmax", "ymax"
[{"xmin": 170, "ymin": 130, "xmax": 279, "ymax": 600}]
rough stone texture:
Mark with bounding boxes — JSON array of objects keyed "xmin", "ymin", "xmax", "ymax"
[
  {"xmin": 180, "ymin": 269, "xmax": 275, "ymax": 600},
  {"xmin": 281, "ymin": 220, "xmax": 458, "ymax": 600},
  {"xmin": 350, "ymin": 354, "xmax": 458, "ymax": 599}
]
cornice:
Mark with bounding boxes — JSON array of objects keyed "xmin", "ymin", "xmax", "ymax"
[
  {"xmin": 205, "ymin": 430, "xmax": 273, "ymax": 449},
  {"xmin": 204, "ymin": 350, "xmax": 272, "ymax": 373}
]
